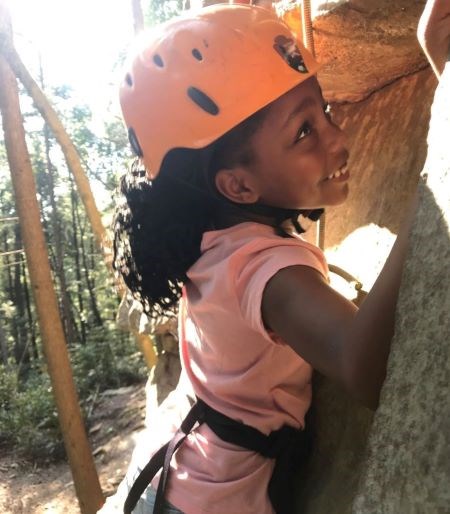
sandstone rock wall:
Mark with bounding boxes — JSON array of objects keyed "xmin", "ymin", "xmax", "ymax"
[
  {"xmin": 325, "ymin": 68, "xmax": 436, "ymax": 291},
  {"xmin": 314, "ymin": 0, "xmax": 427, "ymax": 102},
  {"xmin": 295, "ymin": 65, "xmax": 439, "ymax": 514},
  {"xmin": 295, "ymin": 2, "xmax": 448, "ymax": 513}
]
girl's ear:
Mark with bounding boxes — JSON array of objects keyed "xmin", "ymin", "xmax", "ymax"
[{"xmin": 214, "ymin": 167, "xmax": 260, "ymax": 204}]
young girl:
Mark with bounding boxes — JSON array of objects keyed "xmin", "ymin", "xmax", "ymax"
[{"xmin": 107, "ymin": 2, "xmax": 449, "ymax": 514}]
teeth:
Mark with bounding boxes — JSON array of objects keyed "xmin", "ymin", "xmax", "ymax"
[{"xmin": 327, "ymin": 165, "xmax": 347, "ymax": 180}]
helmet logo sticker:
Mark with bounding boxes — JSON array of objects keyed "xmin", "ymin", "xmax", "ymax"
[
  {"xmin": 273, "ymin": 35, "xmax": 308, "ymax": 74},
  {"xmin": 187, "ymin": 87, "xmax": 219, "ymax": 115}
]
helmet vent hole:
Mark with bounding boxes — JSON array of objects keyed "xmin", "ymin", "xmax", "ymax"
[
  {"xmin": 153, "ymin": 54, "xmax": 164, "ymax": 67},
  {"xmin": 128, "ymin": 127, "xmax": 143, "ymax": 157},
  {"xmin": 192, "ymin": 48, "xmax": 203, "ymax": 61},
  {"xmin": 125, "ymin": 74, "xmax": 133, "ymax": 87},
  {"xmin": 187, "ymin": 87, "xmax": 219, "ymax": 116}
]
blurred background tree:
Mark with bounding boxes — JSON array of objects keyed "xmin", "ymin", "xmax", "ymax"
[{"xmin": 0, "ymin": 0, "xmax": 191, "ymax": 465}]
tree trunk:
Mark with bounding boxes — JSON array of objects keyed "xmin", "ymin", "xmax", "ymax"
[
  {"xmin": 131, "ymin": 0, "xmax": 144, "ymax": 34},
  {"xmin": 39, "ymin": 61, "xmax": 78, "ymax": 344},
  {"xmin": 0, "ymin": 310, "xmax": 9, "ymax": 366},
  {"xmin": 0, "ymin": 3, "xmax": 104, "ymax": 512},
  {"xmin": 0, "ymin": 0, "xmax": 157, "ymax": 367},
  {"xmin": 0, "ymin": 35, "xmax": 109, "ymax": 258},
  {"xmin": 13, "ymin": 225, "xmax": 31, "ymax": 373},
  {"xmin": 1, "ymin": 231, "xmax": 20, "ymax": 356},
  {"xmin": 76, "ymin": 201, "xmax": 104, "ymax": 327},
  {"xmin": 21, "ymin": 258, "xmax": 38, "ymax": 360},
  {"xmin": 42, "ymin": 116, "xmax": 78, "ymax": 344},
  {"xmin": 70, "ymin": 178, "xmax": 87, "ymax": 344}
]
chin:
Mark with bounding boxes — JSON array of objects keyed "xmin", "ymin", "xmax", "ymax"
[{"xmin": 326, "ymin": 184, "xmax": 350, "ymax": 207}]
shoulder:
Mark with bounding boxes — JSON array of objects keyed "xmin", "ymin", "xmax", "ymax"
[{"xmin": 198, "ymin": 222, "xmax": 328, "ymax": 280}]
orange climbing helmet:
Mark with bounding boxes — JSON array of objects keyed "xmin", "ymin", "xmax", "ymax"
[{"xmin": 120, "ymin": 3, "xmax": 320, "ymax": 179}]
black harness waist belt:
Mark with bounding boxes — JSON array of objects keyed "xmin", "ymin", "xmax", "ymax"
[{"xmin": 124, "ymin": 398, "xmax": 310, "ymax": 514}]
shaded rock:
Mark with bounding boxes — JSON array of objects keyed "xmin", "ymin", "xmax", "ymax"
[
  {"xmin": 296, "ymin": 57, "xmax": 439, "ymax": 514},
  {"xmin": 352, "ymin": 59, "xmax": 450, "ymax": 514},
  {"xmin": 296, "ymin": 374, "xmax": 373, "ymax": 514}
]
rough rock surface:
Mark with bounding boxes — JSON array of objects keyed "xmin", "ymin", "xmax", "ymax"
[
  {"xmin": 296, "ymin": 374, "xmax": 373, "ymax": 514},
  {"xmin": 323, "ymin": 68, "xmax": 436, "ymax": 289},
  {"xmin": 297, "ymin": 62, "xmax": 450, "ymax": 514},
  {"xmin": 296, "ymin": 54, "xmax": 438, "ymax": 514},
  {"xmin": 314, "ymin": 0, "xmax": 428, "ymax": 102},
  {"xmin": 352, "ymin": 59, "xmax": 450, "ymax": 514}
]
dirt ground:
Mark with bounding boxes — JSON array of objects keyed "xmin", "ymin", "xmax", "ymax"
[{"xmin": 0, "ymin": 384, "xmax": 147, "ymax": 514}]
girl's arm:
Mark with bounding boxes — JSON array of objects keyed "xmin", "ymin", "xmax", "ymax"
[
  {"xmin": 262, "ymin": 196, "xmax": 417, "ymax": 411},
  {"xmin": 263, "ymin": 0, "xmax": 450, "ymax": 411}
]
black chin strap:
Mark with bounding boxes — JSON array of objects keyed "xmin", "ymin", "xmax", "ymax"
[
  {"xmin": 151, "ymin": 150, "xmax": 325, "ymax": 236},
  {"xmin": 240, "ymin": 202, "xmax": 324, "ymax": 236}
]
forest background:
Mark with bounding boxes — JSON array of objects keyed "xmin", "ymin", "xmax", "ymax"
[{"xmin": 0, "ymin": 0, "xmax": 183, "ymax": 462}]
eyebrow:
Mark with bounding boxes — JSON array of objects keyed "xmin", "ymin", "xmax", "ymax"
[{"xmin": 281, "ymin": 96, "xmax": 316, "ymax": 130}]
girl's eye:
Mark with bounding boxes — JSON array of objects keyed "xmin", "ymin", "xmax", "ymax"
[{"xmin": 295, "ymin": 122, "xmax": 312, "ymax": 143}]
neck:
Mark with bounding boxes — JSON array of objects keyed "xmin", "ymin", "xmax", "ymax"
[
  {"xmin": 212, "ymin": 203, "xmax": 278, "ymax": 231},
  {"xmin": 211, "ymin": 200, "xmax": 322, "ymax": 236}
]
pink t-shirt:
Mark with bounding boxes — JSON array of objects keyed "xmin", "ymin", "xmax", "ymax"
[{"xmin": 164, "ymin": 222, "xmax": 328, "ymax": 514}]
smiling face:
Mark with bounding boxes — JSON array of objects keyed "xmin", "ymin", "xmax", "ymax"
[{"xmin": 215, "ymin": 77, "xmax": 350, "ymax": 211}]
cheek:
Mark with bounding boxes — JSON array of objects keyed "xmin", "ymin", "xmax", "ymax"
[{"xmin": 323, "ymin": 181, "xmax": 349, "ymax": 205}]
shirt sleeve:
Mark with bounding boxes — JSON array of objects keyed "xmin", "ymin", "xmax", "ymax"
[{"xmin": 235, "ymin": 237, "xmax": 328, "ymax": 344}]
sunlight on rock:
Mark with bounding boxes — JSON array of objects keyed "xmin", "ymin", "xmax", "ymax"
[{"xmin": 326, "ymin": 224, "xmax": 396, "ymax": 298}]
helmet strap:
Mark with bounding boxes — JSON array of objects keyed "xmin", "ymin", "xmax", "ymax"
[
  {"xmin": 159, "ymin": 148, "xmax": 324, "ymax": 237},
  {"xmin": 237, "ymin": 202, "xmax": 324, "ymax": 236},
  {"xmin": 197, "ymin": 146, "xmax": 324, "ymax": 236}
]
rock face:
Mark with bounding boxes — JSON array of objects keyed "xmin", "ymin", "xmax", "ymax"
[
  {"xmin": 296, "ymin": 375, "xmax": 373, "ymax": 514},
  {"xmin": 296, "ymin": 63, "xmax": 448, "ymax": 513},
  {"xmin": 294, "ymin": 2, "xmax": 448, "ymax": 513},
  {"xmin": 313, "ymin": 0, "xmax": 428, "ymax": 102},
  {"xmin": 352, "ymin": 59, "xmax": 450, "ymax": 514},
  {"xmin": 324, "ymin": 68, "xmax": 436, "ymax": 289},
  {"xmin": 294, "ymin": 66, "xmax": 437, "ymax": 514}
]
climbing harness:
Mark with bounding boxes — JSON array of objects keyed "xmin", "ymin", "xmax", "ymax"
[
  {"xmin": 122, "ymin": 6, "xmax": 365, "ymax": 514},
  {"xmin": 124, "ymin": 398, "xmax": 310, "ymax": 514}
]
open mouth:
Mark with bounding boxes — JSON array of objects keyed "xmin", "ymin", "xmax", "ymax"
[{"xmin": 325, "ymin": 163, "xmax": 349, "ymax": 181}]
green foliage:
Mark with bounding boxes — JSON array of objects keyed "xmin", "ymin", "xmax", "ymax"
[
  {"xmin": 145, "ymin": 0, "xmax": 184, "ymax": 26},
  {"xmin": 0, "ymin": 367, "xmax": 64, "ymax": 461},
  {"xmin": 70, "ymin": 328, "xmax": 147, "ymax": 400},
  {"xmin": 0, "ymin": 81, "xmax": 149, "ymax": 463},
  {"xmin": 0, "ymin": 329, "xmax": 147, "ymax": 463}
]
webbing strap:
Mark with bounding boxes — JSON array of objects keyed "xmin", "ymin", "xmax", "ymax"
[
  {"xmin": 199, "ymin": 398, "xmax": 309, "ymax": 514},
  {"xmin": 123, "ymin": 399, "xmax": 309, "ymax": 514},
  {"xmin": 123, "ymin": 401, "xmax": 204, "ymax": 514}
]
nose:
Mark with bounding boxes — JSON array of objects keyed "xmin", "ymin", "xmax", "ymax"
[{"xmin": 323, "ymin": 117, "xmax": 348, "ymax": 163}]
